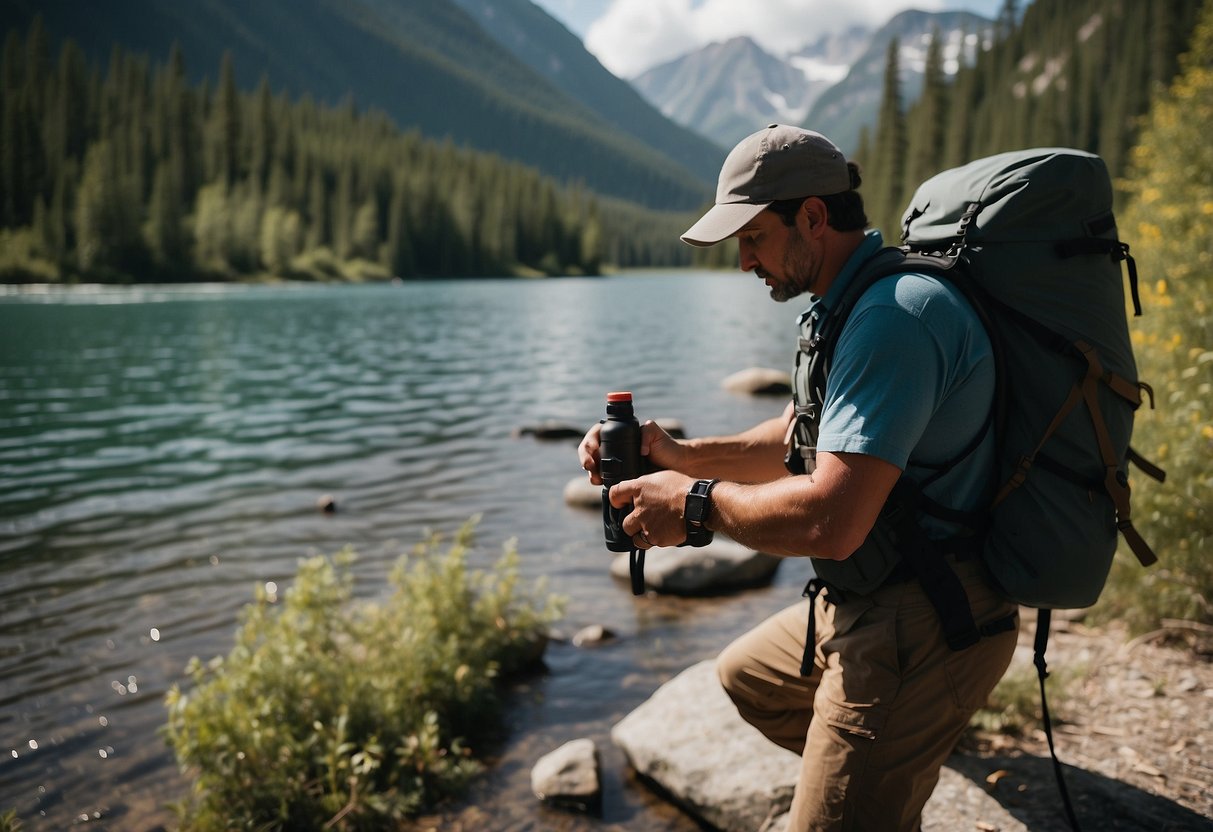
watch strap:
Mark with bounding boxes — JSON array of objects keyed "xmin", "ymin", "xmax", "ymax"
[{"xmin": 684, "ymin": 478, "xmax": 718, "ymax": 547}]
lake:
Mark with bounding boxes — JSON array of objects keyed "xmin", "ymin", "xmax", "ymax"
[{"xmin": 0, "ymin": 274, "xmax": 815, "ymax": 830}]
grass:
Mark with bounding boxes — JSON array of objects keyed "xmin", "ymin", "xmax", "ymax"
[
  {"xmin": 970, "ymin": 658, "xmax": 1086, "ymax": 737},
  {"xmin": 163, "ymin": 519, "xmax": 563, "ymax": 831}
]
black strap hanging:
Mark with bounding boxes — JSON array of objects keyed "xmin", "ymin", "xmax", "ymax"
[
  {"xmin": 799, "ymin": 578, "xmax": 827, "ymax": 677},
  {"xmin": 629, "ymin": 547, "xmax": 645, "ymax": 596},
  {"xmin": 1033, "ymin": 609, "xmax": 1083, "ymax": 831}
]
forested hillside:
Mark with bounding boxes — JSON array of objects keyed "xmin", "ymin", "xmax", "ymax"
[
  {"xmin": 0, "ymin": 0, "xmax": 718, "ymax": 211},
  {"xmin": 0, "ymin": 29, "xmax": 696, "ymax": 283},
  {"xmin": 858, "ymin": 0, "xmax": 1205, "ymax": 237}
]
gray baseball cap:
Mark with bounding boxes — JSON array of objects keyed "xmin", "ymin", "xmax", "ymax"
[{"xmin": 681, "ymin": 124, "xmax": 850, "ymax": 247}]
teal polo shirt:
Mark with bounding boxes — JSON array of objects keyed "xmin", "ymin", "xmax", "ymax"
[{"xmin": 806, "ymin": 229, "xmax": 996, "ymax": 534}]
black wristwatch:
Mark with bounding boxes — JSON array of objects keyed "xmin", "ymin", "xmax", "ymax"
[{"xmin": 684, "ymin": 479, "xmax": 718, "ymax": 547}]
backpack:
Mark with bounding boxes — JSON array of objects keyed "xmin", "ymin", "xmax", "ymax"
[
  {"xmin": 794, "ymin": 147, "xmax": 1162, "ymax": 608},
  {"xmin": 797, "ymin": 147, "xmax": 1165, "ymax": 830}
]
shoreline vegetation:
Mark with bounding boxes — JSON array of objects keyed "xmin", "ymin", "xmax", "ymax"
[{"xmin": 163, "ymin": 519, "xmax": 564, "ymax": 831}]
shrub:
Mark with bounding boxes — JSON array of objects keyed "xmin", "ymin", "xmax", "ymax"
[
  {"xmin": 164, "ymin": 520, "xmax": 563, "ymax": 830},
  {"xmin": 1098, "ymin": 2, "xmax": 1213, "ymax": 632}
]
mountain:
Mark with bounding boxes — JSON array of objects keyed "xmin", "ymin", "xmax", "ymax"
[
  {"xmin": 449, "ymin": 0, "xmax": 726, "ymax": 176},
  {"xmin": 802, "ymin": 10, "xmax": 994, "ymax": 156},
  {"xmin": 631, "ymin": 31, "xmax": 869, "ymax": 149},
  {"xmin": 0, "ymin": 0, "xmax": 715, "ymax": 209}
]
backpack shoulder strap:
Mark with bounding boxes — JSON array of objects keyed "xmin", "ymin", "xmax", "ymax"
[{"xmin": 814, "ymin": 247, "xmax": 954, "ymax": 365}]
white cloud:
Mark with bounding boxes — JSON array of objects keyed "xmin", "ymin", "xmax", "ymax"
[{"xmin": 583, "ymin": 0, "xmax": 1003, "ymax": 78}]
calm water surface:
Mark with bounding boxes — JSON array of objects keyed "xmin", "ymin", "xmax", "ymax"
[{"xmin": 0, "ymin": 274, "xmax": 813, "ymax": 830}]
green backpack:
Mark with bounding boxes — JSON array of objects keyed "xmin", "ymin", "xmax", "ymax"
[
  {"xmin": 797, "ymin": 148, "xmax": 1163, "ymax": 614},
  {"xmin": 900, "ymin": 147, "xmax": 1161, "ymax": 605}
]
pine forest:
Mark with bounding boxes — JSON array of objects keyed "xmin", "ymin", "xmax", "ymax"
[
  {"xmin": 0, "ymin": 0, "xmax": 1210, "ymax": 284},
  {"xmin": 0, "ymin": 27, "xmax": 694, "ymax": 284}
]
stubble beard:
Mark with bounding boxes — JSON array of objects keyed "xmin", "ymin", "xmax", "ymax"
[{"xmin": 766, "ymin": 224, "xmax": 818, "ymax": 303}]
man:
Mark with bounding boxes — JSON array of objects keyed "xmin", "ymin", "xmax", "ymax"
[{"xmin": 577, "ymin": 124, "xmax": 1019, "ymax": 830}]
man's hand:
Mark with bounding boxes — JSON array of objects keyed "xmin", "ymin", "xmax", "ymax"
[
  {"xmin": 578, "ymin": 419, "xmax": 687, "ymax": 485},
  {"xmin": 608, "ymin": 469, "xmax": 695, "ymax": 549}
]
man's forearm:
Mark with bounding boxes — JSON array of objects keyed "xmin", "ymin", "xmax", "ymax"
[
  {"xmin": 677, "ymin": 408, "xmax": 792, "ymax": 483},
  {"xmin": 703, "ymin": 451, "xmax": 902, "ymax": 560}
]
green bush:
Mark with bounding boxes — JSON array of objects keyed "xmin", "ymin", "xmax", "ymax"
[
  {"xmin": 164, "ymin": 520, "xmax": 563, "ymax": 830},
  {"xmin": 1097, "ymin": 1, "xmax": 1213, "ymax": 632},
  {"xmin": 0, "ymin": 809, "xmax": 22, "ymax": 832}
]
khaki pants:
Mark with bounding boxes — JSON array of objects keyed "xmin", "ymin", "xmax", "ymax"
[{"xmin": 717, "ymin": 558, "xmax": 1018, "ymax": 832}]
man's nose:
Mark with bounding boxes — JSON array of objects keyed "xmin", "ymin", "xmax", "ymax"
[{"xmin": 738, "ymin": 239, "xmax": 758, "ymax": 272}]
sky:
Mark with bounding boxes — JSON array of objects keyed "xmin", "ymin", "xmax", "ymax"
[{"xmin": 532, "ymin": 0, "xmax": 1007, "ymax": 78}]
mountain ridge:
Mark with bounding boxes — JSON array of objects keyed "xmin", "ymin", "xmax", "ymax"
[{"xmin": 628, "ymin": 11, "xmax": 992, "ymax": 156}]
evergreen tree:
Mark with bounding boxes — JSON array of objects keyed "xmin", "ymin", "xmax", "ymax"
[
  {"xmin": 193, "ymin": 181, "xmax": 233, "ymax": 273},
  {"xmin": 1, "ymin": 31, "xmax": 22, "ymax": 226},
  {"xmin": 145, "ymin": 158, "xmax": 190, "ymax": 272},
  {"xmin": 305, "ymin": 167, "xmax": 328, "ymax": 252},
  {"xmin": 250, "ymin": 75, "xmax": 274, "ymax": 193},
  {"xmin": 75, "ymin": 140, "xmax": 143, "ymax": 275},
  {"xmin": 350, "ymin": 197, "xmax": 379, "ymax": 261},
  {"xmin": 868, "ymin": 38, "xmax": 907, "ymax": 237},
  {"xmin": 903, "ymin": 30, "xmax": 948, "ymax": 198},
  {"xmin": 383, "ymin": 173, "xmax": 415, "ymax": 278},
  {"xmin": 209, "ymin": 52, "xmax": 240, "ymax": 186}
]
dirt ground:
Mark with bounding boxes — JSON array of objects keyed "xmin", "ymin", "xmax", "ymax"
[{"xmin": 955, "ymin": 608, "xmax": 1213, "ymax": 831}]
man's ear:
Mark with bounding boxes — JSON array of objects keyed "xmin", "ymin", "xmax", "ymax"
[{"xmin": 800, "ymin": 197, "xmax": 828, "ymax": 235}]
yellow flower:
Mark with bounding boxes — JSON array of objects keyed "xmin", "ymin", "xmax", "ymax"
[{"xmin": 1156, "ymin": 279, "xmax": 1167, "ymax": 295}]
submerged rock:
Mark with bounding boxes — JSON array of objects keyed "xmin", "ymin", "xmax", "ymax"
[
  {"xmin": 609, "ymin": 538, "xmax": 780, "ymax": 595},
  {"xmin": 721, "ymin": 367, "xmax": 792, "ymax": 396},
  {"xmin": 572, "ymin": 624, "xmax": 616, "ymax": 647},
  {"xmin": 531, "ymin": 738, "xmax": 602, "ymax": 813},
  {"xmin": 563, "ymin": 476, "xmax": 602, "ymax": 509},
  {"xmin": 513, "ymin": 421, "xmax": 585, "ymax": 441}
]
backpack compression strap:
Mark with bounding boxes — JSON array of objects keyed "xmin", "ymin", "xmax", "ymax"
[{"xmin": 991, "ymin": 334, "xmax": 1159, "ymax": 568}]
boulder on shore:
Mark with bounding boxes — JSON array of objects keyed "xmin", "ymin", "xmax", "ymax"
[
  {"xmin": 609, "ymin": 538, "xmax": 780, "ymax": 595},
  {"xmin": 721, "ymin": 368, "xmax": 792, "ymax": 396},
  {"xmin": 612, "ymin": 660, "xmax": 798, "ymax": 831},
  {"xmin": 613, "ymin": 660, "xmax": 1032, "ymax": 831}
]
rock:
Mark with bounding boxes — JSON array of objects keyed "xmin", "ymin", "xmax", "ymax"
[
  {"xmin": 513, "ymin": 421, "xmax": 585, "ymax": 441},
  {"xmin": 609, "ymin": 538, "xmax": 780, "ymax": 595},
  {"xmin": 531, "ymin": 738, "xmax": 602, "ymax": 812},
  {"xmin": 572, "ymin": 624, "xmax": 616, "ymax": 647},
  {"xmin": 722, "ymin": 367, "xmax": 792, "ymax": 396},
  {"xmin": 563, "ymin": 476, "xmax": 602, "ymax": 509},
  {"xmin": 613, "ymin": 659, "xmax": 1032, "ymax": 832},
  {"xmin": 612, "ymin": 660, "xmax": 799, "ymax": 832}
]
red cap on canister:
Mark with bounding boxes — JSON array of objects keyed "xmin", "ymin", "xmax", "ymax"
[{"xmin": 606, "ymin": 391, "xmax": 633, "ymax": 402}]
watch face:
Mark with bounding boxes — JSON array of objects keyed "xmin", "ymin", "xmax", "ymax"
[{"xmin": 686, "ymin": 480, "xmax": 713, "ymax": 526}]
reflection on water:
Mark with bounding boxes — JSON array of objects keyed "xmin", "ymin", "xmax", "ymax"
[{"xmin": 0, "ymin": 275, "xmax": 811, "ymax": 829}]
